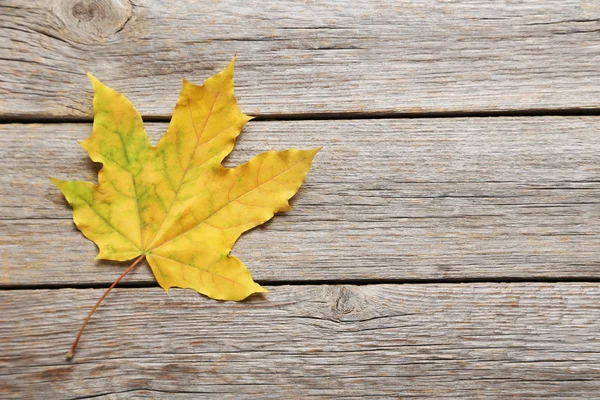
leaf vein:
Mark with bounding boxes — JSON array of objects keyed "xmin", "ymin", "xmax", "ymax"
[
  {"xmin": 150, "ymin": 254, "xmax": 248, "ymax": 289},
  {"xmin": 70, "ymin": 190, "xmax": 141, "ymax": 251},
  {"xmin": 145, "ymin": 87, "xmax": 223, "ymax": 249},
  {"xmin": 151, "ymin": 155, "xmax": 309, "ymax": 251}
]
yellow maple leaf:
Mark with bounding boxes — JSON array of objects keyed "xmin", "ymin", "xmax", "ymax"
[{"xmin": 51, "ymin": 58, "xmax": 319, "ymax": 359}]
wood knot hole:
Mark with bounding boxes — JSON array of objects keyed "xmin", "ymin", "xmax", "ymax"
[
  {"xmin": 72, "ymin": 2, "xmax": 96, "ymax": 22},
  {"xmin": 53, "ymin": 0, "xmax": 132, "ymax": 42},
  {"xmin": 330, "ymin": 286, "xmax": 366, "ymax": 321}
]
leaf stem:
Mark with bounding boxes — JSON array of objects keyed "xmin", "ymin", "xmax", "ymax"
[{"xmin": 66, "ymin": 254, "xmax": 146, "ymax": 361}]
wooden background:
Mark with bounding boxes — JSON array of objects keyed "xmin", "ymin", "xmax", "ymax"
[{"xmin": 1, "ymin": 0, "xmax": 600, "ymax": 398}]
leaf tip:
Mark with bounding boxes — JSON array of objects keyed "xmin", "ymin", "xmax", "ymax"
[
  {"xmin": 86, "ymin": 73, "xmax": 114, "ymax": 98},
  {"xmin": 224, "ymin": 56, "xmax": 236, "ymax": 78},
  {"xmin": 161, "ymin": 284, "xmax": 171, "ymax": 295},
  {"xmin": 304, "ymin": 146, "xmax": 322, "ymax": 161},
  {"xmin": 86, "ymin": 72, "xmax": 99, "ymax": 86},
  {"xmin": 256, "ymin": 286, "xmax": 268, "ymax": 294},
  {"xmin": 248, "ymin": 281, "xmax": 269, "ymax": 297}
]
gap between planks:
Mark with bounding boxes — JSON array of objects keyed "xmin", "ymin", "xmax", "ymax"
[
  {"xmin": 2, "ymin": 107, "xmax": 600, "ymax": 124},
  {"xmin": 5, "ymin": 276, "xmax": 600, "ymax": 291}
]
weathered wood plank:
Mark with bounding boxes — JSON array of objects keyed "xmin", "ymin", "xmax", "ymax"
[
  {"xmin": 1, "ymin": 0, "xmax": 600, "ymax": 118},
  {"xmin": 2, "ymin": 118, "xmax": 600, "ymax": 285},
  {"xmin": 2, "ymin": 283, "xmax": 600, "ymax": 398}
]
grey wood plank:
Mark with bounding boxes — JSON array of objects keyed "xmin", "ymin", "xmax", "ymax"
[
  {"xmin": 2, "ymin": 283, "xmax": 600, "ymax": 398},
  {"xmin": 1, "ymin": 1, "xmax": 600, "ymax": 118},
  {"xmin": 2, "ymin": 117, "xmax": 600, "ymax": 285}
]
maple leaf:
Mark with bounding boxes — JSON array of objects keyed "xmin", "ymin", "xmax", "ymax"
[{"xmin": 51, "ymin": 58, "xmax": 319, "ymax": 359}]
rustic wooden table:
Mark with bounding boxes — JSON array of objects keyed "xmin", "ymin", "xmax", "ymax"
[{"xmin": 2, "ymin": 1, "xmax": 600, "ymax": 398}]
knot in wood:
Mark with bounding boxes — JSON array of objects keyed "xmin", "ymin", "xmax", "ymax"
[
  {"xmin": 329, "ymin": 286, "xmax": 366, "ymax": 321},
  {"xmin": 53, "ymin": 0, "xmax": 132, "ymax": 42},
  {"xmin": 72, "ymin": 2, "xmax": 96, "ymax": 22}
]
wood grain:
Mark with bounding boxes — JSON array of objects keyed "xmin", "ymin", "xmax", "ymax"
[
  {"xmin": 3, "ymin": 1, "xmax": 599, "ymax": 396},
  {"xmin": 2, "ymin": 283, "xmax": 600, "ymax": 398},
  {"xmin": 2, "ymin": 117, "xmax": 599, "ymax": 285},
  {"xmin": 1, "ymin": 0, "xmax": 600, "ymax": 118}
]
